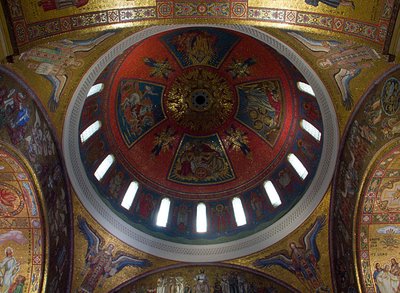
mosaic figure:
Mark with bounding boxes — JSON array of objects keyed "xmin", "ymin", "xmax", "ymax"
[
  {"xmin": 176, "ymin": 204, "xmax": 190, "ymax": 232},
  {"xmin": 144, "ymin": 58, "xmax": 174, "ymax": 80},
  {"xmin": 38, "ymin": 0, "xmax": 89, "ymax": 11},
  {"xmin": 226, "ymin": 58, "xmax": 256, "ymax": 79},
  {"xmin": 172, "ymin": 30, "xmax": 217, "ymax": 65},
  {"xmin": 0, "ymin": 247, "xmax": 20, "ymax": 293},
  {"xmin": 254, "ymin": 216, "xmax": 326, "ymax": 291},
  {"xmin": 170, "ymin": 137, "xmax": 234, "ymax": 184},
  {"xmin": 20, "ymin": 31, "xmax": 114, "ymax": 111},
  {"xmin": 194, "ymin": 270, "xmax": 210, "ymax": 293},
  {"xmin": 0, "ymin": 85, "xmax": 30, "ymax": 146},
  {"xmin": 288, "ymin": 31, "xmax": 380, "ymax": 110},
  {"xmin": 376, "ymin": 264, "xmax": 399, "ymax": 293},
  {"xmin": 8, "ymin": 275, "xmax": 25, "ymax": 293},
  {"xmin": 224, "ymin": 125, "xmax": 251, "ymax": 157},
  {"xmin": 236, "ymin": 80, "xmax": 282, "ymax": 144},
  {"xmin": 152, "ymin": 127, "xmax": 176, "ymax": 156},
  {"xmin": 305, "ymin": 0, "xmax": 355, "ymax": 9},
  {"xmin": 78, "ymin": 217, "xmax": 151, "ymax": 292},
  {"xmin": 118, "ymin": 80, "xmax": 164, "ymax": 145},
  {"xmin": 211, "ymin": 204, "xmax": 231, "ymax": 233}
]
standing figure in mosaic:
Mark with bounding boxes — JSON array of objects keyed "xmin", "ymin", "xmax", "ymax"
[
  {"xmin": 78, "ymin": 216, "xmax": 151, "ymax": 293},
  {"xmin": 194, "ymin": 270, "xmax": 210, "ymax": 293},
  {"xmin": 0, "ymin": 247, "xmax": 20, "ymax": 293}
]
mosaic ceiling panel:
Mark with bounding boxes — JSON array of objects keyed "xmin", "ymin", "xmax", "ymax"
[{"xmin": 77, "ymin": 26, "xmax": 324, "ymax": 244}]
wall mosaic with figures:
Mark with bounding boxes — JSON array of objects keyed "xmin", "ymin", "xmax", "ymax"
[
  {"xmin": 359, "ymin": 139, "xmax": 400, "ymax": 293},
  {"xmin": 330, "ymin": 65, "xmax": 400, "ymax": 292},
  {"xmin": 113, "ymin": 264, "xmax": 298, "ymax": 293},
  {"xmin": 0, "ymin": 66, "xmax": 73, "ymax": 292},
  {"xmin": 0, "ymin": 144, "xmax": 44, "ymax": 293}
]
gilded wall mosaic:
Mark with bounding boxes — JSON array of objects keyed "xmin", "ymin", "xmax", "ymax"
[
  {"xmin": 0, "ymin": 66, "xmax": 73, "ymax": 292},
  {"xmin": 330, "ymin": 65, "xmax": 400, "ymax": 292},
  {"xmin": 114, "ymin": 265, "xmax": 298, "ymax": 293},
  {"xmin": 358, "ymin": 139, "xmax": 400, "ymax": 293},
  {"xmin": 3, "ymin": 0, "xmax": 398, "ymax": 51},
  {"xmin": 0, "ymin": 143, "xmax": 44, "ymax": 293}
]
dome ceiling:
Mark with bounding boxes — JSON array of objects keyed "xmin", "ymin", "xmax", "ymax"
[{"xmin": 64, "ymin": 25, "xmax": 338, "ymax": 261}]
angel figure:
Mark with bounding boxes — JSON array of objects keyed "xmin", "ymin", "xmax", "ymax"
[
  {"xmin": 77, "ymin": 216, "xmax": 151, "ymax": 293},
  {"xmin": 288, "ymin": 31, "xmax": 380, "ymax": 110},
  {"xmin": 19, "ymin": 30, "xmax": 115, "ymax": 112},
  {"xmin": 253, "ymin": 216, "xmax": 327, "ymax": 292}
]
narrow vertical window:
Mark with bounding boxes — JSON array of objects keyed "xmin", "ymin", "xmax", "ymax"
[
  {"xmin": 121, "ymin": 181, "xmax": 139, "ymax": 210},
  {"xmin": 232, "ymin": 197, "xmax": 247, "ymax": 226},
  {"xmin": 300, "ymin": 119, "xmax": 321, "ymax": 141},
  {"xmin": 80, "ymin": 120, "xmax": 102, "ymax": 143},
  {"xmin": 196, "ymin": 202, "xmax": 207, "ymax": 233},
  {"xmin": 297, "ymin": 81, "xmax": 315, "ymax": 97},
  {"xmin": 94, "ymin": 154, "xmax": 114, "ymax": 181},
  {"xmin": 87, "ymin": 83, "xmax": 104, "ymax": 97},
  {"xmin": 263, "ymin": 181, "xmax": 282, "ymax": 208},
  {"xmin": 156, "ymin": 198, "xmax": 171, "ymax": 228},
  {"xmin": 288, "ymin": 153, "xmax": 308, "ymax": 180}
]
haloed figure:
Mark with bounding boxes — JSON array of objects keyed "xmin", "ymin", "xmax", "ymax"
[{"xmin": 0, "ymin": 247, "xmax": 20, "ymax": 293}]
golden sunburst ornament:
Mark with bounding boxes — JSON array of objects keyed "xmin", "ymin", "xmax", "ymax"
[{"xmin": 166, "ymin": 68, "xmax": 234, "ymax": 132}]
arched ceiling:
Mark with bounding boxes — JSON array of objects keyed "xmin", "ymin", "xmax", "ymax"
[
  {"xmin": 0, "ymin": 0, "xmax": 398, "ymax": 291},
  {"xmin": 64, "ymin": 24, "xmax": 338, "ymax": 261}
]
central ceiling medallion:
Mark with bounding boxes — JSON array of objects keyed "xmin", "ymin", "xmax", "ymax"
[{"xmin": 166, "ymin": 68, "xmax": 234, "ymax": 133}]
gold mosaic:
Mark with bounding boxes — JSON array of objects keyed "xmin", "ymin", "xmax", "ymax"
[{"xmin": 166, "ymin": 68, "xmax": 234, "ymax": 132}]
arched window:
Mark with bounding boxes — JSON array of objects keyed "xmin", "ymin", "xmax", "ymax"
[
  {"xmin": 297, "ymin": 81, "xmax": 315, "ymax": 97},
  {"xmin": 300, "ymin": 119, "xmax": 321, "ymax": 141},
  {"xmin": 196, "ymin": 202, "xmax": 207, "ymax": 233},
  {"xmin": 288, "ymin": 153, "xmax": 308, "ymax": 180},
  {"xmin": 156, "ymin": 198, "xmax": 171, "ymax": 228},
  {"xmin": 232, "ymin": 197, "xmax": 247, "ymax": 226},
  {"xmin": 80, "ymin": 120, "xmax": 102, "ymax": 143},
  {"xmin": 87, "ymin": 83, "xmax": 104, "ymax": 97},
  {"xmin": 263, "ymin": 181, "xmax": 282, "ymax": 207},
  {"xmin": 94, "ymin": 154, "xmax": 115, "ymax": 181},
  {"xmin": 121, "ymin": 181, "xmax": 139, "ymax": 210}
]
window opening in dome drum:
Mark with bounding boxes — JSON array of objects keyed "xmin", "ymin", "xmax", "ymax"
[
  {"xmin": 87, "ymin": 83, "xmax": 104, "ymax": 97},
  {"xmin": 232, "ymin": 197, "xmax": 247, "ymax": 226},
  {"xmin": 263, "ymin": 181, "xmax": 282, "ymax": 208},
  {"xmin": 297, "ymin": 81, "xmax": 315, "ymax": 97},
  {"xmin": 121, "ymin": 181, "xmax": 139, "ymax": 210},
  {"xmin": 287, "ymin": 153, "xmax": 308, "ymax": 180},
  {"xmin": 156, "ymin": 198, "xmax": 171, "ymax": 228},
  {"xmin": 300, "ymin": 119, "xmax": 321, "ymax": 141},
  {"xmin": 94, "ymin": 154, "xmax": 115, "ymax": 181},
  {"xmin": 196, "ymin": 203, "xmax": 207, "ymax": 233},
  {"xmin": 80, "ymin": 120, "xmax": 101, "ymax": 143}
]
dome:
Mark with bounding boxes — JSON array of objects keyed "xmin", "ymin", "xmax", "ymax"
[{"xmin": 64, "ymin": 25, "xmax": 338, "ymax": 261}]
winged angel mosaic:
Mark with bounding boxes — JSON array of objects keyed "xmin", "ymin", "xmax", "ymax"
[
  {"xmin": 20, "ymin": 31, "xmax": 115, "ymax": 112},
  {"xmin": 77, "ymin": 216, "xmax": 151, "ymax": 293},
  {"xmin": 253, "ymin": 215, "xmax": 327, "ymax": 292},
  {"xmin": 288, "ymin": 31, "xmax": 380, "ymax": 110}
]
